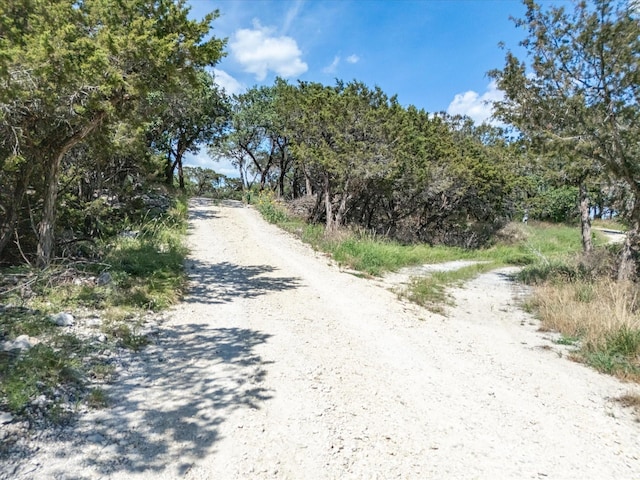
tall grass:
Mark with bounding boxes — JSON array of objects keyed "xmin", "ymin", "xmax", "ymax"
[
  {"xmin": 528, "ymin": 279, "xmax": 640, "ymax": 380},
  {"xmin": 330, "ymin": 237, "xmax": 471, "ymax": 276},
  {"xmin": 254, "ymin": 193, "xmax": 591, "ymax": 276}
]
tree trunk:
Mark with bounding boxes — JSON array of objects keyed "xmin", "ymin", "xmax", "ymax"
[
  {"xmin": 177, "ymin": 155, "xmax": 185, "ymax": 190},
  {"xmin": 618, "ymin": 202, "xmax": 640, "ymax": 281},
  {"xmin": 278, "ymin": 147, "xmax": 288, "ymax": 198},
  {"xmin": 334, "ymin": 177, "xmax": 351, "ymax": 227},
  {"xmin": 579, "ymin": 183, "xmax": 592, "ymax": 253},
  {"xmin": 324, "ymin": 173, "xmax": 334, "ymax": 231},
  {"xmin": 36, "ymin": 111, "xmax": 107, "ymax": 267},
  {"xmin": 165, "ymin": 154, "xmax": 175, "ymax": 186},
  {"xmin": 36, "ymin": 150, "xmax": 63, "ymax": 267},
  {"xmin": 305, "ymin": 173, "xmax": 312, "ymax": 196}
]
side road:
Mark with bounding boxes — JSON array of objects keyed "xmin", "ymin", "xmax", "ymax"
[{"xmin": 6, "ymin": 198, "xmax": 639, "ymax": 479}]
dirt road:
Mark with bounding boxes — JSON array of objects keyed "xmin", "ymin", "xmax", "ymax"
[{"xmin": 9, "ymin": 199, "xmax": 640, "ymax": 479}]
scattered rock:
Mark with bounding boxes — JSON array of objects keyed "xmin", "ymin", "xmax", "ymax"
[
  {"xmin": 87, "ymin": 433, "xmax": 105, "ymax": 444},
  {"xmin": 96, "ymin": 272, "xmax": 113, "ymax": 286},
  {"xmin": 32, "ymin": 395, "xmax": 48, "ymax": 409},
  {"xmin": 1, "ymin": 335, "xmax": 38, "ymax": 352},
  {"xmin": 0, "ymin": 412, "xmax": 14, "ymax": 424},
  {"xmin": 50, "ymin": 312, "xmax": 74, "ymax": 327},
  {"xmin": 119, "ymin": 230, "xmax": 139, "ymax": 239},
  {"xmin": 85, "ymin": 317, "xmax": 102, "ymax": 328}
]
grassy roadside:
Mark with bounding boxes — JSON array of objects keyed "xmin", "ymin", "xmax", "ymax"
[
  {"xmin": 255, "ymin": 193, "xmax": 640, "ymax": 399},
  {"xmin": 255, "ymin": 192, "xmax": 599, "ymax": 306},
  {"xmin": 0, "ymin": 198, "xmax": 189, "ymax": 425}
]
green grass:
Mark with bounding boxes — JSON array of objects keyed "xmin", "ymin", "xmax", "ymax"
[
  {"xmin": 0, "ymin": 196, "xmax": 189, "ymax": 420},
  {"xmin": 592, "ymin": 218, "xmax": 627, "ymax": 232},
  {"xmin": 554, "ymin": 334, "xmax": 580, "ymax": 346},
  {"xmin": 0, "ymin": 307, "xmax": 55, "ymax": 338},
  {"xmin": 330, "ymin": 237, "xmax": 471, "ymax": 276},
  {"xmin": 582, "ymin": 327, "xmax": 640, "ymax": 379},
  {"xmin": 253, "ymin": 194, "xmax": 596, "ymax": 314},
  {"xmin": 399, "ymin": 262, "xmax": 498, "ymax": 314},
  {"xmin": 254, "ymin": 194, "xmax": 590, "ymax": 274},
  {"xmin": 0, "ymin": 344, "xmax": 83, "ymax": 413},
  {"xmin": 86, "ymin": 387, "xmax": 110, "ymax": 409}
]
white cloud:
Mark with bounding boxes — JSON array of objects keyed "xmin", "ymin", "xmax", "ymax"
[
  {"xmin": 213, "ymin": 68, "xmax": 245, "ymax": 96},
  {"xmin": 230, "ymin": 21, "xmax": 308, "ymax": 81},
  {"xmin": 282, "ymin": 0, "xmax": 303, "ymax": 34},
  {"xmin": 323, "ymin": 55, "xmax": 340, "ymax": 74},
  {"xmin": 346, "ymin": 54, "xmax": 360, "ymax": 64},
  {"xmin": 446, "ymin": 80, "xmax": 504, "ymax": 125},
  {"xmin": 184, "ymin": 151, "xmax": 239, "ymax": 178}
]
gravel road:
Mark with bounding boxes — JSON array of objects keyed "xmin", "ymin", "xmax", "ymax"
[{"xmin": 6, "ymin": 198, "xmax": 640, "ymax": 479}]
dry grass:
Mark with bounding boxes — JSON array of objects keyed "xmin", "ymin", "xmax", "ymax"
[
  {"xmin": 530, "ymin": 280, "xmax": 640, "ymax": 344},
  {"xmin": 616, "ymin": 393, "xmax": 640, "ymax": 421},
  {"xmin": 528, "ymin": 279, "xmax": 640, "ymax": 380}
]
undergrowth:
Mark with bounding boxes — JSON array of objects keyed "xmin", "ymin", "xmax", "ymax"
[{"xmin": 0, "ymin": 197, "xmax": 188, "ymax": 421}]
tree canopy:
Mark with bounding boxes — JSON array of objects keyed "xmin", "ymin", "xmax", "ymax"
[
  {"xmin": 490, "ymin": 0, "xmax": 640, "ymax": 277},
  {"xmin": 0, "ymin": 0, "xmax": 225, "ymax": 266}
]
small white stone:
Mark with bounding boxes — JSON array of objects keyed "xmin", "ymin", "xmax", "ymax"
[
  {"xmin": 0, "ymin": 412, "xmax": 13, "ymax": 424},
  {"xmin": 32, "ymin": 395, "xmax": 48, "ymax": 408},
  {"xmin": 51, "ymin": 312, "xmax": 74, "ymax": 327},
  {"xmin": 87, "ymin": 433, "xmax": 105, "ymax": 444},
  {"xmin": 12, "ymin": 335, "xmax": 35, "ymax": 351}
]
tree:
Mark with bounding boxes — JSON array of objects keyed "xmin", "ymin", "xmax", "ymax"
[
  {"xmin": 183, "ymin": 166, "xmax": 224, "ymax": 196},
  {"xmin": 288, "ymin": 80, "xmax": 394, "ymax": 230},
  {"xmin": 210, "ymin": 85, "xmax": 283, "ymax": 192},
  {"xmin": 490, "ymin": 0, "xmax": 640, "ymax": 278},
  {"xmin": 0, "ymin": 0, "xmax": 225, "ymax": 266},
  {"xmin": 148, "ymin": 71, "xmax": 229, "ymax": 190}
]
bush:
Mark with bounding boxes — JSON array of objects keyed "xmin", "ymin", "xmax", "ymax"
[
  {"xmin": 518, "ymin": 247, "xmax": 618, "ymax": 284},
  {"xmin": 255, "ymin": 192, "xmax": 289, "ymax": 224},
  {"xmin": 528, "ymin": 186, "xmax": 579, "ymax": 223}
]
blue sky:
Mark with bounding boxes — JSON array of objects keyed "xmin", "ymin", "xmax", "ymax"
[{"xmin": 186, "ymin": 0, "xmax": 534, "ymax": 174}]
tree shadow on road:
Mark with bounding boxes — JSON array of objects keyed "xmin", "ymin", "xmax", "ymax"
[
  {"xmin": 187, "ymin": 198, "xmax": 220, "ymax": 222},
  {"xmin": 44, "ymin": 324, "xmax": 273, "ymax": 479},
  {"xmin": 184, "ymin": 260, "xmax": 302, "ymax": 304}
]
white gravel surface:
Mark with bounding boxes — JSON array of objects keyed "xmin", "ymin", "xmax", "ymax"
[{"xmin": 5, "ymin": 198, "xmax": 640, "ymax": 479}]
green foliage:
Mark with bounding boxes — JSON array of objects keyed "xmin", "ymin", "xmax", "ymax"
[
  {"xmin": 490, "ymin": 0, "xmax": 640, "ymax": 277},
  {"xmin": 518, "ymin": 243, "xmax": 617, "ymax": 285},
  {"xmin": 257, "ymin": 193, "xmax": 591, "ymax": 282},
  {"xmin": 148, "ymin": 71, "xmax": 229, "ymax": 189},
  {"xmin": 0, "ymin": 307, "xmax": 55, "ymax": 338},
  {"xmin": 0, "ymin": 0, "xmax": 226, "ymax": 266},
  {"xmin": 330, "ymin": 238, "xmax": 469, "ymax": 277},
  {"xmin": 0, "ymin": 344, "xmax": 82, "ymax": 413},
  {"xmin": 528, "ymin": 186, "xmax": 579, "ymax": 223},
  {"xmin": 255, "ymin": 192, "xmax": 289, "ymax": 224},
  {"xmin": 401, "ymin": 263, "xmax": 498, "ymax": 314},
  {"xmin": 554, "ymin": 335, "xmax": 579, "ymax": 346},
  {"xmin": 583, "ymin": 327, "xmax": 640, "ymax": 379},
  {"xmin": 102, "ymin": 203, "xmax": 188, "ymax": 310},
  {"xmin": 218, "ymin": 78, "xmax": 517, "ymax": 247},
  {"xmin": 0, "ymin": 196, "xmax": 189, "ymax": 421},
  {"xmin": 101, "ymin": 320, "xmax": 149, "ymax": 351},
  {"xmin": 183, "ymin": 166, "xmax": 227, "ymax": 197},
  {"xmin": 86, "ymin": 387, "xmax": 110, "ymax": 409}
]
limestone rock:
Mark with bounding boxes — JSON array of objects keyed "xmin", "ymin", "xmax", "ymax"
[{"xmin": 50, "ymin": 312, "xmax": 74, "ymax": 327}]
